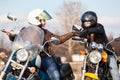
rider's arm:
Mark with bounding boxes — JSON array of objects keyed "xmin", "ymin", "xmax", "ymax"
[
  {"xmin": 44, "ymin": 29, "xmax": 75, "ymax": 44},
  {"xmin": 86, "ymin": 24, "xmax": 104, "ymax": 34},
  {"xmin": 51, "ymin": 32, "xmax": 78, "ymax": 44},
  {"xmin": 8, "ymin": 32, "xmax": 17, "ymax": 41},
  {"xmin": 44, "ymin": 29, "xmax": 76, "ymax": 44},
  {"xmin": 6, "ymin": 30, "xmax": 17, "ymax": 41},
  {"xmin": 56, "ymin": 32, "xmax": 74, "ymax": 44},
  {"xmin": 7, "ymin": 27, "xmax": 25, "ymax": 41},
  {"xmin": 80, "ymin": 23, "xmax": 105, "ymax": 37}
]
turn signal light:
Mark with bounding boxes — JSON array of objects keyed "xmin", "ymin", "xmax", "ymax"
[
  {"xmin": 101, "ymin": 50, "xmax": 108, "ymax": 62},
  {"xmin": 79, "ymin": 50, "xmax": 86, "ymax": 55}
]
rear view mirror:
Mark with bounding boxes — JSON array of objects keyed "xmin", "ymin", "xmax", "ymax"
[
  {"xmin": 7, "ymin": 13, "xmax": 17, "ymax": 21},
  {"xmin": 72, "ymin": 24, "xmax": 83, "ymax": 31},
  {"xmin": 51, "ymin": 37, "xmax": 60, "ymax": 44}
]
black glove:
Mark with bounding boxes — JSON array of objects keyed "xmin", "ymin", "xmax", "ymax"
[{"xmin": 79, "ymin": 30, "xmax": 87, "ymax": 37}]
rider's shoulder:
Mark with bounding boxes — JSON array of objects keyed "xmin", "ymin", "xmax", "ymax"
[
  {"xmin": 42, "ymin": 28, "xmax": 52, "ymax": 34},
  {"xmin": 96, "ymin": 23, "xmax": 104, "ymax": 28}
]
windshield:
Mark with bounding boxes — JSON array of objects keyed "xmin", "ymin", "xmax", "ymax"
[{"xmin": 12, "ymin": 26, "xmax": 44, "ymax": 51}]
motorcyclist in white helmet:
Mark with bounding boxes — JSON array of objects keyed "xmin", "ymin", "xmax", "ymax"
[
  {"xmin": 28, "ymin": 9, "xmax": 78, "ymax": 80},
  {"xmin": 7, "ymin": 9, "xmax": 77, "ymax": 80}
]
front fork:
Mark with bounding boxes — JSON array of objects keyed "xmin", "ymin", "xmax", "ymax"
[
  {"xmin": 81, "ymin": 55, "xmax": 87, "ymax": 80},
  {"xmin": 81, "ymin": 56, "xmax": 99, "ymax": 80}
]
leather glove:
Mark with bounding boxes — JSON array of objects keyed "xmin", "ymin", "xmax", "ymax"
[{"xmin": 79, "ymin": 30, "xmax": 87, "ymax": 37}]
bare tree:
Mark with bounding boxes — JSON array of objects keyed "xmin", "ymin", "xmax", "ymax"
[
  {"xmin": 55, "ymin": 1, "xmax": 84, "ymax": 61},
  {"xmin": 56, "ymin": 1, "xmax": 83, "ymax": 32}
]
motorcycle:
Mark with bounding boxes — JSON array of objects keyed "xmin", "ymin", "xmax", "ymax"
[
  {"xmin": 0, "ymin": 26, "xmax": 46, "ymax": 80},
  {"xmin": 72, "ymin": 24, "xmax": 120, "ymax": 80},
  {"xmin": 0, "ymin": 25, "xmax": 74, "ymax": 80}
]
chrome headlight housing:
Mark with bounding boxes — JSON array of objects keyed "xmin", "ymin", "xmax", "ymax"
[
  {"xmin": 16, "ymin": 49, "xmax": 28, "ymax": 62},
  {"xmin": 97, "ymin": 44, "xmax": 104, "ymax": 50},
  {"xmin": 89, "ymin": 42, "xmax": 97, "ymax": 48},
  {"xmin": 89, "ymin": 50, "xmax": 102, "ymax": 64}
]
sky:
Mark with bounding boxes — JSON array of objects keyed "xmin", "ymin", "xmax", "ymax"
[{"xmin": 0, "ymin": 0, "xmax": 120, "ymax": 36}]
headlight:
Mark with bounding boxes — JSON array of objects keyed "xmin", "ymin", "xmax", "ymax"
[
  {"xmin": 16, "ymin": 49, "xmax": 28, "ymax": 62},
  {"xmin": 89, "ymin": 42, "xmax": 97, "ymax": 48},
  {"xmin": 89, "ymin": 50, "xmax": 102, "ymax": 64}
]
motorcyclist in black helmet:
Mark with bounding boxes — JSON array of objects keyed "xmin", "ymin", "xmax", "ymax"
[
  {"xmin": 80, "ymin": 11, "xmax": 120, "ymax": 80},
  {"xmin": 80, "ymin": 11, "xmax": 108, "ymax": 44}
]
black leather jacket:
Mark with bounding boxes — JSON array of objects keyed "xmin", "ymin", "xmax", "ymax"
[
  {"xmin": 80, "ymin": 23, "xmax": 114, "ymax": 54},
  {"xmin": 80, "ymin": 23, "xmax": 108, "ymax": 45}
]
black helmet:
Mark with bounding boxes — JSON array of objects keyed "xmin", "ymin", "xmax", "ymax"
[{"xmin": 81, "ymin": 11, "xmax": 97, "ymax": 28}]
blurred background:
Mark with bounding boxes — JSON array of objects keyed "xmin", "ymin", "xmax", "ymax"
[{"xmin": 0, "ymin": 0, "xmax": 120, "ymax": 79}]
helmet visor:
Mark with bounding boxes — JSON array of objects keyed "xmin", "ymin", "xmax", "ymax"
[
  {"xmin": 28, "ymin": 9, "xmax": 52, "ymax": 25},
  {"xmin": 36, "ymin": 10, "xmax": 52, "ymax": 20}
]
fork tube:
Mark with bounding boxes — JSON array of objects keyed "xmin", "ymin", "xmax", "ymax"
[
  {"xmin": 81, "ymin": 55, "xmax": 87, "ymax": 80},
  {"xmin": 18, "ymin": 56, "xmax": 30, "ymax": 80},
  {"xmin": 95, "ymin": 63, "xmax": 99, "ymax": 74}
]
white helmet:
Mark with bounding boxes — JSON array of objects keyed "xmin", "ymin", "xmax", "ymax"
[{"xmin": 28, "ymin": 9, "xmax": 52, "ymax": 25}]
